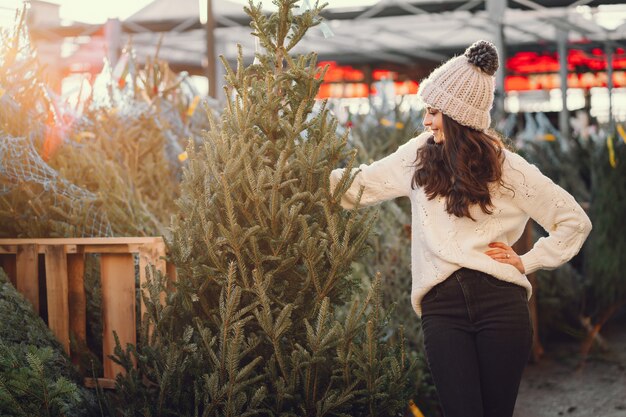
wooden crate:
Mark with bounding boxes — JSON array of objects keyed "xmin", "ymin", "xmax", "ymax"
[{"xmin": 0, "ymin": 237, "xmax": 174, "ymax": 388}]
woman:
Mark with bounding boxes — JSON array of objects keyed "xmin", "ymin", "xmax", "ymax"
[{"xmin": 329, "ymin": 40, "xmax": 592, "ymax": 417}]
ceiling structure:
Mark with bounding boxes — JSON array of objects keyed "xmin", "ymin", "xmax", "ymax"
[
  {"xmin": 23, "ymin": 0, "xmax": 626, "ymax": 126},
  {"xmin": 28, "ymin": 0, "xmax": 626, "ymax": 76},
  {"xmin": 126, "ymin": 0, "xmax": 626, "ymax": 70}
]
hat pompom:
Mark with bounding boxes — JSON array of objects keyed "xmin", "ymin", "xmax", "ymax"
[{"xmin": 464, "ymin": 40, "xmax": 499, "ymax": 76}]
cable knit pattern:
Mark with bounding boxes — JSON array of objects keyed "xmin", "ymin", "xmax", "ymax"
[{"xmin": 329, "ymin": 132, "xmax": 592, "ymax": 316}]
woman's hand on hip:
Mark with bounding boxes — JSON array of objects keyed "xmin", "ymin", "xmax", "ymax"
[{"xmin": 484, "ymin": 242, "xmax": 525, "ymax": 274}]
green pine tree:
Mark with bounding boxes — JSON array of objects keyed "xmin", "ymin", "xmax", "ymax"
[
  {"xmin": 342, "ymin": 92, "xmax": 421, "ymax": 344},
  {"xmin": 0, "ymin": 8, "xmax": 113, "ymax": 238},
  {"xmin": 0, "ymin": 269, "xmax": 97, "ymax": 417},
  {"xmin": 48, "ymin": 46, "xmax": 211, "ymax": 238},
  {"xmin": 519, "ymin": 128, "xmax": 593, "ymax": 339},
  {"xmin": 521, "ymin": 125, "xmax": 626, "ymax": 359},
  {"xmin": 111, "ymin": 1, "xmax": 417, "ymax": 415},
  {"xmin": 581, "ymin": 133, "xmax": 626, "ymax": 358},
  {"xmin": 342, "ymin": 95, "xmax": 440, "ymax": 413}
]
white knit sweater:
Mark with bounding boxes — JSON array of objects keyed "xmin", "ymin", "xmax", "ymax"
[{"xmin": 330, "ymin": 132, "xmax": 592, "ymax": 316}]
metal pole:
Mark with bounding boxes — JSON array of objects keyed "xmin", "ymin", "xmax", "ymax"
[
  {"xmin": 206, "ymin": 0, "xmax": 217, "ymax": 98},
  {"xmin": 557, "ymin": 28, "xmax": 570, "ymax": 139},
  {"xmin": 487, "ymin": 0, "xmax": 507, "ymax": 126},
  {"xmin": 605, "ymin": 41, "xmax": 614, "ymax": 135},
  {"xmin": 104, "ymin": 18, "xmax": 122, "ymax": 67},
  {"xmin": 215, "ymin": 38, "xmax": 227, "ymax": 102}
]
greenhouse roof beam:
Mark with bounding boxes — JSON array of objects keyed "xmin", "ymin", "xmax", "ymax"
[
  {"xmin": 511, "ymin": 0, "xmax": 601, "ymax": 36},
  {"xmin": 305, "ymin": 32, "xmax": 413, "ymax": 64},
  {"xmin": 395, "ymin": 2, "xmax": 429, "ymax": 16},
  {"xmin": 503, "ymin": 20, "xmax": 551, "ymax": 42},
  {"xmin": 568, "ymin": 0, "xmax": 594, "ymax": 6},
  {"xmin": 455, "ymin": 0, "xmax": 485, "ymax": 12},
  {"xmin": 360, "ymin": 36, "xmax": 448, "ymax": 62},
  {"xmin": 355, "ymin": 0, "xmax": 393, "ymax": 20}
]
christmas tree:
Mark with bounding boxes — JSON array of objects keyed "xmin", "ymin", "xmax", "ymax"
[
  {"xmin": 582, "ymin": 132, "xmax": 626, "ymax": 359},
  {"xmin": 0, "ymin": 8, "xmax": 212, "ymax": 238},
  {"xmin": 111, "ymin": 1, "xmax": 417, "ymax": 415},
  {"xmin": 341, "ymin": 94, "xmax": 440, "ymax": 412},
  {"xmin": 519, "ymin": 120, "xmax": 592, "ymax": 341},
  {"xmin": 0, "ymin": 9, "xmax": 111, "ymax": 238},
  {"xmin": 0, "ymin": 8, "xmax": 217, "ymax": 390},
  {"xmin": 521, "ymin": 119, "xmax": 626, "ymax": 360},
  {"xmin": 48, "ymin": 45, "xmax": 212, "ymax": 238},
  {"xmin": 0, "ymin": 269, "xmax": 98, "ymax": 417},
  {"xmin": 341, "ymin": 90, "xmax": 421, "ymax": 345}
]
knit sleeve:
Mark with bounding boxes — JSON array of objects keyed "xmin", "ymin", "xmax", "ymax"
[
  {"xmin": 504, "ymin": 152, "xmax": 592, "ymax": 275},
  {"xmin": 329, "ymin": 133, "xmax": 427, "ymax": 209}
]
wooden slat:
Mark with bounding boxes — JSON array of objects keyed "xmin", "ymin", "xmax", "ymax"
[
  {"xmin": 44, "ymin": 245, "xmax": 70, "ymax": 354},
  {"xmin": 138, "ymin": 243, "xmax": 168, "ymax": 331},
  {"xmin": 166, "ymin": 261, "xmax": 177, "ymax": 283},
  {"xmin": 83, "ymin": 244, "xmax": 143, "ymax": 254},
  {"xmin": 0, "ymin": 254, "xmax": 17, "ymax": 285},
  {"xmin": 138, "ymin": 249, "xmax": 150, "ymax": 323},
  {"xmin": 0, "ymin": 238, "xmax": 166, "ymax": 256},
  {"xmin": 68, "ymin": 250, "xmax": 86, "ymax": 361},
  {"xmin": 155, "ymin": 242, "xmax": 167, "ymax": 277},
  {"xmin": 16, "ymin": 244, "xmax": 39, "ymax": 313},
  {"xmin": 83, "ymin": 377, "xmax": 116, "ymax": 390},
  {"xmin": 0, "ymin": 245, "xmax": 17, "ymax": 255},
  {"xmin": 2, "ymin": 244, "xmax": 149, "ymax": 255},
  {"xmin": 0, "ymin": 237, "xmax": 163, "ymax": 246},
  {"xmin": 100, "ymin": 253, "xmax": 136, "ymax": 379}
]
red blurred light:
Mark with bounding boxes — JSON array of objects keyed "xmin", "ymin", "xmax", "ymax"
[
  {"xmin": 317, "ymin": 50, "xmax": 626, "ymax": 97},
  {"xmin": 507, "ymin": 48, "xmax": 626, "ymax": 75},
  {"xmin": 373, "ymin": 70, "xmax": 397, "ymax": 81},
  {"xmin": 318, "ymin": 61, "xmax": 364, "ymax": 82}
]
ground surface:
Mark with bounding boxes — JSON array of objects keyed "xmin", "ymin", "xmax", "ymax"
[{"xmin": 513, "ymin": 319, "xmax": 626, "ymax": 417}]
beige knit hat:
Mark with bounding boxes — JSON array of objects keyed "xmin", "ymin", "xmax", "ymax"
[{"xmin": 418, "ymin": 40, "xmax": 499, "ymax": 131}]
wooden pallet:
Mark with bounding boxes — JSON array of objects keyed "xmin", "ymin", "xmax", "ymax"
[{"xmin": 0, "ymin": 237, "xmax": 175, "ymax": 387}]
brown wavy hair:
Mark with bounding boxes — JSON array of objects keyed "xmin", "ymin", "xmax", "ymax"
[{"xmin": 412, "ymin": 113, "xmax": 505, "ymax": 220}]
